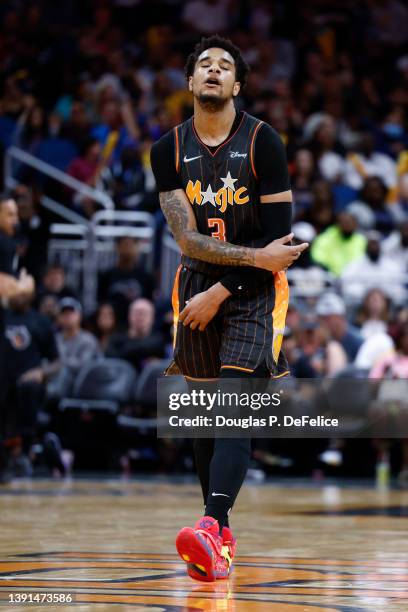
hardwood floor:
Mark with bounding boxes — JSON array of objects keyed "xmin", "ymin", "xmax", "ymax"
[{"xmin": 0, "ymin": 478, "xmax": 407, "ymax": 611}]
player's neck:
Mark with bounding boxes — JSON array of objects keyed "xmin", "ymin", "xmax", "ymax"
[{"xmin": 193, "ymin": 100, "xmax": 237, "ymax": 147}]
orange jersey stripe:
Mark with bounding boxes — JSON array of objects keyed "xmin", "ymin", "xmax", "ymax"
[
  {"xmin": 250, "ymin": 121, "xmax": 264, "ymax": 179},
  {"xmin": 174, "ymin": 126, "xmax": 180, "ymax": 173}
]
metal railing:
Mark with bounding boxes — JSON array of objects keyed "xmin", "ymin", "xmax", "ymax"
[
  {"xmin": 4, "ymin": 146, "xmax": 114, "ymax": 211},
  {"xmin": 48, "ymin": 211, "xmax": 156, "ymax": 313}
]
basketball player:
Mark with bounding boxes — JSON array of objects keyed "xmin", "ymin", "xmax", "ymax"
[
  {"xmin": 151, "ymin": 36, "xmax": 308, "ymax": 581},
  {"xmin": 0, "ymin": 194, "xmax": 35, "ymax": 483}
]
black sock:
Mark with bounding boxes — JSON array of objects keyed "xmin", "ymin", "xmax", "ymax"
[
  {"xmin": 204, "ymin": 437, "xmax": 251, "ymax": 531},
  {"xmin": 193, "ymin": 437, "xmax": 214, "ymax": 506}
]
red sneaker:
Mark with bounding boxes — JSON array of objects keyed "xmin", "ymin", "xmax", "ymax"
[
  {"xmin": 176, "ymin": 516, "xmax": 229, "ymax": 582},
  {"xmin": 218, "ymin": 526, "xmax": 236, "ymax": 579}
]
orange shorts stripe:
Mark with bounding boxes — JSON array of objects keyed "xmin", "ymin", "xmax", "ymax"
[
  {"xmin": 220, "ymin": 365, "xmax": 254, "ymax": 373},
  {"xmin": 272, "ymin": 271, "xmax": 289, "ymax": 363},
  {"xmin": 171, "ymin": 264, "xmax": 182, "ymax": 349}
]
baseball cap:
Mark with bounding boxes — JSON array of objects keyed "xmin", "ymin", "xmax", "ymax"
[
  {"xmin": 59, "ymin": 297, "xmax": 82, "ymax": 313},
  {"xmin": 316, "ymin": 293, "xmax": 346, "ymax": 316},
  {"xmin": 292, "ymin": 221, "xmax": 316, "ymax": 244}
]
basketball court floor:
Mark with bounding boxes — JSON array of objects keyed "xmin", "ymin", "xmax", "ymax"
[{"xmin": 0, "ymin": 478, "xmax": 407, "ymax": 611}]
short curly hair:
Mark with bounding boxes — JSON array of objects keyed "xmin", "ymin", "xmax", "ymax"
[{"xmin": 185, "ymin": 35, "xmax": 250, "ymax": 89}]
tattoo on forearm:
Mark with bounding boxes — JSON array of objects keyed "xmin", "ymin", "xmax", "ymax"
[
  {"xmin": 160, "ymin": 191, "xmax": 255, "ymax": 266},
  {"xmin": 160, "ymin": 191, "xmax": 189, "ymax": 242}
]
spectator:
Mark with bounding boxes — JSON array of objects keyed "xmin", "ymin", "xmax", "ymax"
[
  {"xmin": 181, "ymin": 0, "xmax": 230, "ymax": 35},
  {"xmin": 107, "ymin": 298, "xmax": 164, "ymax": 371},
  {"xmin": 303, "ymin": 180, "xmax": 335, "ymax": 232},
  {"xmin": 92, "ymin": 302, "xmax": 118, "ymax": 353},
  {"xmin": 283, "ymin": 321, "xmax": 347, "ymax": 378},
  {"xmin": 316, "ymin": 293, "xmax": 363, "ymax": 362},
  {"xmin": 98, "ymin": 236, "xmax": 154, "ymax": 326},
  {"xmin": 67, "ymin": 138, "xmax": 101, "ymax": 186},
  {"xmin": 340, "ymin": 231, "xmax": 406, "ymax": 303},
  {"xmin": 311, "ymin": 211, "xmax": 367, "ymax": 276},
  {"xmin": 348, "ymin": 177, "xmax": 395, "ymax": 235},
  {"xmin": 4, "ymin": 292, "xmax": 59, "ymax": 467},
  {"xmin": 12, "ymin": 184, "xmax": 49, "ymax": 282},
  {"xmin": 388, "ymin": 174, "xmax": 408, "ymax": 225},
  {"xmin": 56, "ymin": 297, "xmax": 100, "ymax": 375},
  {"xmin": 291, "ymin": 148, "xmax": 318, "ymax": 218},
  {"xmin": 382, "ymin": 220, "xmax": 408, "ymax": 268},
  {"xmin": 344, "ymin": 132, "xmax": 397, "ymax": 191},
  {"xmin": 35, "ymin": 264, "xmax": 77, "ymax": 315},
  {"xmin": 353, "ymin": 289, "xmax": 395, "ymax": 370},
  {"xmin": 306, "ymin": 114, "xmax": 345, "ymax": 183}
]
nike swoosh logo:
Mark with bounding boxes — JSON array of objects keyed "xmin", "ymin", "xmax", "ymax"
[
  {"xmin": 183, "ymin": 155, "xmax": 202, "ymax": 163},
  {"xmin": 211, "ymin": 492, "xmax": 230, "ymax": 497}
]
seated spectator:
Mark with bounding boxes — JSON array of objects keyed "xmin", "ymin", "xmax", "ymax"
[
  {"xmin": 369, "ymin": 324, "xmax": 408, "ymax": 487},
  {"xmin": 291, "ymin": 148, "xmax": 318, "ymax": 219},
  {"xmin": 4, "ymin": 293, "xmax": 60, "ymax": 469},
  {"xmin": 303, "ymin": 180, "xmax": 335, "ymax": 232},
  {"xmin": 344, "ymin": 132, "xmax": 397, "ymax": 191},
  {"xmin": 67, "ymin": 138, "xmax": 101, "ymax": 186},
  {"xmin": 98, "ymin": 236, "xmax": 154, "ymax": 327},
  {"xmin": 341, "ymin": 231, "xmax": 406, "ymax": 304},
  {"xmin": 316, "ymin": 293, "xmax": 363, "ymax": 362},
  {"xmin": 283, "ymin": 321, "xmax": 347, "ymax": 378},
  {"xmin": 35, "ymin": 264, "xmax": 77, "ymax": 314},
  {"xmin": 56, "ymin": 297, "xmax": 100, "ymax": 375},
  {"xmin": 382, "ymin": 220, "xmax": 408, "ymax": 268},
  {"xmin": 91, "ymin": 98, "xmax": 139, "ymax": 164},
  {"xmin": 67, "ymin": 138, "xmax": 102, "ymax": 217},
  {"xmin": 306, "ymin": 114, "xmax": 345, "ymax": 183},
  {"xmin": 12, "ymin": 184, "xmax": 49, "ymax": 282},
  {"xmin": 347, "ymin": 177, "xmax": 395, "ymax": 235},
  {"xmin": 388, "ymin": 173, "xmax": 408, "ymax": 225},
  {"xmin": 287, "ymin": 222, "xmax": 333, "ymax": 298},
  {"xmin": 104, "ymin": 145, "xmax": 146, "ymax": 209},
  {"xmin": 355, "ymin": 288, "xmax": 392, "ymax": 339},
  {"xmin": 311, "ymin": 211, "xmax": 367, "ymax": 276},
  {"xmin": 353, "ymin": 289, "xmax": 395, "ymax": 370},
  {"xmin": 107, "ymin": 298, "xmax": 164, "ymax": 371},
  {"xmin": 92, "ymin": 302, "xmax": 118, "ymax": 353}
]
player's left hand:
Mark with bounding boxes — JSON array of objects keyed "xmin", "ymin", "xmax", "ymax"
[{"xmin": 179, "ymin": 284, "xmax": 230, "ymax": 331}]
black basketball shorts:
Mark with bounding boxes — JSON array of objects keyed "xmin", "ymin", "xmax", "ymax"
[{"xmin": 169, "ymin": 265, "xmax": 289, "ymax": 380}]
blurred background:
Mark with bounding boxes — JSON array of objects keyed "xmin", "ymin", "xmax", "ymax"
[{"xmin": 0, "ymin": 0, "xmax": 407, "ymax": 484}]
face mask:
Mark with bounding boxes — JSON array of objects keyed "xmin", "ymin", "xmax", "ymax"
[{"xmin": 367, "ymin": 250, "xmax": 380, "ymax": 262}]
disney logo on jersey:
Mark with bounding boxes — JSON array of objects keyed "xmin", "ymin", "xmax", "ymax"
[
  {"xmin": 186, "ymin": 172, "xmax": 249, "ymax": 213},
  {"xmin": 229, "ymin": 151, "xmax": 247, "ymax": 158}
]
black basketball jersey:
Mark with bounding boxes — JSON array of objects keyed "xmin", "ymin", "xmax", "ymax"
[{"xmin": 174, "ymin": 112, "xmax": 264, "ymax": 277}]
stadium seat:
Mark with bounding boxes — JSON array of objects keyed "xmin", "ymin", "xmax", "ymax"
[
  {"xmin": 135, "ymin": 359, "xmax": 186, "ymax": 408},
  {"xmin": 59, "ymin": 358, "xmax": 138, "ymax": 413}
]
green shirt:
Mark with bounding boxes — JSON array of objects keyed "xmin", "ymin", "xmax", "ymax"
[{"xmin": 311, "ymin": 226, "xmax": 367, "ymax": 276}]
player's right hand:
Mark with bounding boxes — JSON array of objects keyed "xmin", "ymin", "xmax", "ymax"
[{"xmin": 255, "ymin": 233, "xmax": 309, "ymax": 272}]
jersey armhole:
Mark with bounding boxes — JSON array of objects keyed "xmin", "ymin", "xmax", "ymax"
[{"xmin": 249, "ymin": 121, "xmax": 264, "ymax": 180}]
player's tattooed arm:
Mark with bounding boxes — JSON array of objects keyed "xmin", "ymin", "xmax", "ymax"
[
  {"xmin": 160, "ymin": 189, "xmax": 308, "ymax": 271},
  {"xmin": 160, "ymin": 189, "xmax": 256, "ymax": 266}
]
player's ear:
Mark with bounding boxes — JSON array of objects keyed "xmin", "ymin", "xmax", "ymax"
[
  {"xmin": 233, "ymin": 82, "xmax": 240, "ymax": 97},
  {"xmin": 188, "ymin": 76, "xmax": 193, "ymax": 92}
]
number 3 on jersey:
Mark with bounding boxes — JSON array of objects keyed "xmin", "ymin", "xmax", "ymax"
[{"xmin": 208, "ymin": 218, "xmax": 226, "ymax": 241}]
